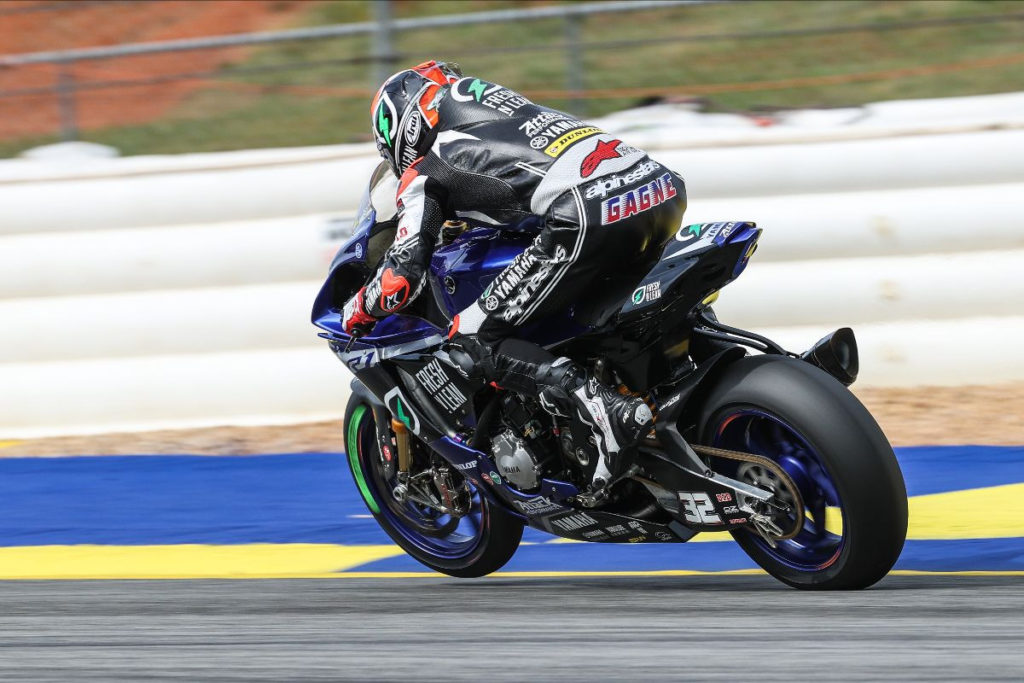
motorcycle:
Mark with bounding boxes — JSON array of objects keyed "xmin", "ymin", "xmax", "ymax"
[{"xmin": 312, "ymin": 162, "xmax": 908, "ymax": 589}]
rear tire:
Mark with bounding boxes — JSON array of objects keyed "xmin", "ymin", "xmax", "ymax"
[
  {"xmin": 699, "ymin": 355, "xmax": 907, "ymax": 589},
  {"xmin": 344, "ymin": 394, "xmax": 523, "ymax": 578}
]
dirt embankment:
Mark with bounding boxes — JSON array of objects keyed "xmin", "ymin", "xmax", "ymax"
[
  {"xmin": 0, "ymin": 0, "xmax": 310, "ymax": 139},
  {"xmin": 2, "ymin": 382, "xmax": 1021, "ymax": 457}
]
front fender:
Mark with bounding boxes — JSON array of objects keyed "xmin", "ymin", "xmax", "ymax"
[{"xmin": 350, "ymin": 377, "xmax": 386, "ymax": 409}]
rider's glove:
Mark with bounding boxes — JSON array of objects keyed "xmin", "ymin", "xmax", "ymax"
[{"xmin": 342, "ymin": 287, "xmax": 377, "ymax": 337}]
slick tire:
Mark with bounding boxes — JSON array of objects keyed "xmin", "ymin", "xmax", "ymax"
[
  {"xmin": 344, "ymin": 395, "xmax": 523, "ymax": 578},
  {"xmin": 699, "ymin": 355, "xmax": 908, "ymax": 590}
]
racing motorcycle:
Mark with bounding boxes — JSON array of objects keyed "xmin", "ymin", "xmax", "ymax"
[{"xmin": 312, "ymin": 162, "xmax": 908, "ymax": 590}]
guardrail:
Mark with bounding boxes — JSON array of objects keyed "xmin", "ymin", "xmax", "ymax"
[
  {"xmin": 3, "ymin": 179, "xmax": 1023, "ymax": 300},
  {"xmin": 3, "ymin": 127, "xmax": 1022, "ymax": 234},
  {"xmin": 3, "ymin": 248, "xmax": 1022, "ymax": 365}
]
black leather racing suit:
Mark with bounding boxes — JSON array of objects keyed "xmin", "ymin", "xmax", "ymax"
[
  {"xmin": 357, "ymin": 77, "xmax": 687, "ymax": 478},
  {"xmin": 363, "ymin": 75, "xmax": 686, "ymax": 348}
]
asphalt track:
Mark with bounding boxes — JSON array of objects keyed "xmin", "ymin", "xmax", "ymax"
[
  {"xmin": 2, "ymin": 446, "xmax": 1022, "ymax": 679},
  {"xmin": 1, "ymin": 575, "xmax": 1022, "ymax": 681}
]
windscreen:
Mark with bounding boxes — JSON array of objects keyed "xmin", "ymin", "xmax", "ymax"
[{"xmin": 367, "ymin": 160, "xmax": 399, "ymax": 222}]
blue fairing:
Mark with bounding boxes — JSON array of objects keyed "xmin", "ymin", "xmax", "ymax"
[
  {"xmin": 430, "ymin": 225, "xmax": 534, "ymax": 315},
  {"xmin": 312, "ymin": 211, "xmax": 590, "ymax": 350},
  {"xmin": 311, "ymin": 177, "xmax": 760, "ymax": 356},
  {"xmin": 312, "ymin": 224, "xmax": 443, "ymax": 355}
]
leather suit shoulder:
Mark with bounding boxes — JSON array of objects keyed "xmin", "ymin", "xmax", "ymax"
[{"xmin": 430, "ymin": 77, "xmax": 653, "ymax": 216}]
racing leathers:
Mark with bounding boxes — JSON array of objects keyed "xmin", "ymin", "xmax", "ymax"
[{"xmin": 345, "ymin": 76, "xmax": 687, "ymax": 488}]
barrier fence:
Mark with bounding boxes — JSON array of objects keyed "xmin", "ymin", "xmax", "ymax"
[
  {"xmin": 0, "ymin": 0, "xmax": 705, "ymax": 144},
  {"xmin": 2, "ymin": 0, "xmax": 1023, "ymax": 154}
]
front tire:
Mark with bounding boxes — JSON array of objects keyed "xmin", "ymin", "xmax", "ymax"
[
  {"xmin": 344, "ymin": 395, "xmax": 523, "ymax": 578},
  {"xmin": 698, "ymin": 355, "xmax": 907, "ymax": 589}
]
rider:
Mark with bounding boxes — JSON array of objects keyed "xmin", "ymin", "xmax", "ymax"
[{"xmin": 343, "ymin": 61, "xmax": 687, "ymax": 492}]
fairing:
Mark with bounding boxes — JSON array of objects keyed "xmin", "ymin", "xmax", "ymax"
[
  {"xmin": 619, "ymin": 221, "xmax": 760, "ymax": 322},
  {"xmin": 313, "ymin": 195, "xmax": 761, "ymax": 363}
]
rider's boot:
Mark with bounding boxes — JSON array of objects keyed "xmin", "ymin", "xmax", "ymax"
[
  {"xmin": 447, "ymin": 337, "xmax": 653, "ymax": 491},
  {"xmin": 535, "ymin": 357, "xmax": 654, "ymax": 490}
]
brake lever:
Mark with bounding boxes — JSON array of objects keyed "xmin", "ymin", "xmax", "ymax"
[{"xmin": 343, "ymin": 330, "xmax": 363, "ymax": 353}]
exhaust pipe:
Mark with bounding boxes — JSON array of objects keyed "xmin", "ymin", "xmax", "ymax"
[{"xmin": 800, "ymin": 327, "xmax": 859, "ymax": 386}]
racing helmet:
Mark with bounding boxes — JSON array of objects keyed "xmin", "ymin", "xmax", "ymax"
[{"xmin": 370, "ymin": 60, "xmax": 462, "ymax": 176}]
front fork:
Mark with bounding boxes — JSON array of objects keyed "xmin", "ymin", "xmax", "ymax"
[{"xmin": 385, "ymin": 414, "xmax": 470, "ymax": 517}]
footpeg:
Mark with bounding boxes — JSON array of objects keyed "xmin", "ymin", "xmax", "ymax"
[
  {"xmin": 749, "ymin": 512, "xmax": 783, "ymax": 548},
  {"xmin": 576, "ymin": 465, "xmax": 639, "ymax": 508},
  {"xmin": 576, "ymin": 485, "xmax": 608, "ymax": 509}
]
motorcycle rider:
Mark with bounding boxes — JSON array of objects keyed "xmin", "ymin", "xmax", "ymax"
[{"xmin": 342, "ymin": 61, "xmax": 687, "ymax": 492}]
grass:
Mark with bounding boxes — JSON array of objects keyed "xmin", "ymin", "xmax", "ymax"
[{"xmin": 2, "ymin": 0, "xmax": 1023, "ymax": 157}]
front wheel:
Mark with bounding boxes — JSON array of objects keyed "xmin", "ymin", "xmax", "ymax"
[
  {"xmin": 344, "ymin": 394, "xmax": 523, "ymax": 577},
  {"xmin": 698, "ymin": 355, "xmax": 907, "ymax": 589}
]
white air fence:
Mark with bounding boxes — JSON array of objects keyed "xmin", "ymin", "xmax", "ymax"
[{"xmin": 2, "ymin": 92, "xmax": 1023, "ymax": 437}]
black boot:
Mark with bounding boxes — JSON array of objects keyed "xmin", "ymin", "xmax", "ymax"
[
  {"xmin": 535, "ymin": 357, "xmax": 653, "ymax": 488},
  {"xmin": 448, "ymin": 336, "xmax": 653, "ymax": 488}
]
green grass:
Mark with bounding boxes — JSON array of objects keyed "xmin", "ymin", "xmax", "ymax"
[{"xmin": 2, "ymin": 0, "xmax": 1023, "ymax": 157}]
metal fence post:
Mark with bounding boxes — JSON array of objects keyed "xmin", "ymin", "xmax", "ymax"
[
  {"xmin": 564, "ymin": 13, "xmax": 586, "ymax": 116},
  {"xmin": 372, "ymin": 0, "xmax": 395, "ymax": 87},
  {"xmin": 56, "ymin": 59, "xmax": 79, "ymax": 141},
  {"xmin": 0, "ymin": 1, "xmax": 708, "ymax": 151}
]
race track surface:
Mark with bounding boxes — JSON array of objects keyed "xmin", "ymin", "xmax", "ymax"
[
  {"xmin": 3, "ymin": 446, "xmax": 1022, "ymax": 679},
  {"xmin": 1, "ymin": 575, "xmax": 1021, "ymax": 681},
  {"xmin": 2, "ymin": 446, "xmax": 1022, "ymax": 578}
]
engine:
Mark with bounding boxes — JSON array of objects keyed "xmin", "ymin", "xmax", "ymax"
[
  {"xmin": 491, "ymin": 430, "xmax": 544, "ymax": 491},
  {"xmin": 488, "ymin": 390, "xmax": 597, "ymax": 490}
]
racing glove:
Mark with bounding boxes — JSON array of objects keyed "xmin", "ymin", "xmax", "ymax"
[{"xmin": 342, "ymin": 287, "xmax": 377, "ymax": 337}]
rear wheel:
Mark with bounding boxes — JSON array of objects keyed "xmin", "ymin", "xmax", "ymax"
[
  {"xmin": 698, "ymin": 355, "xmax": 907, "ymax": 589},
  {"xmin": 344, "ymin": 395, "xmax": 523, "ymax": 577}
]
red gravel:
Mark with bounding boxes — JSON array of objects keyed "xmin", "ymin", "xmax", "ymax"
[{"xmin": 0, "ymin": 0, "xmax": 311, "ymax": 139}]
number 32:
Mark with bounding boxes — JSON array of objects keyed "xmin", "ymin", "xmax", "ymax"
[{"xmin": 679, "ymin": 492, "xmax": 722, "ymax": 524}]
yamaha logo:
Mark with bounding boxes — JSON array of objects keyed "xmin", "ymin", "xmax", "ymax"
[{"xmin": 530, "ymin": 136, "xmax": 548, "ymax": 149}]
